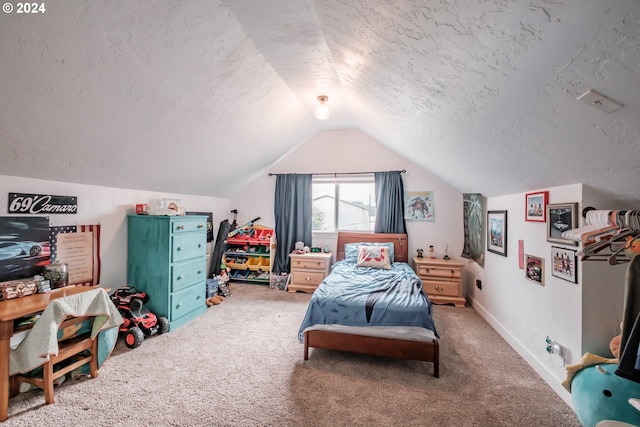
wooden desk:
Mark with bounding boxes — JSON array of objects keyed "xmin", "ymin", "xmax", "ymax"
[{"xmin": 0, "ymin": 285, "xmax": 102, "ymax": 421}]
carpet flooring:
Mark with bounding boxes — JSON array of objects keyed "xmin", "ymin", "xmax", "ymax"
[{"xmin": 5, "ymin": 283, "xmax": 581, "ymax": 426}]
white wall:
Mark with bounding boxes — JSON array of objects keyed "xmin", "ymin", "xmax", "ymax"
[
  {"xmin": 0, "ymin": 174, "xmax": 231, "ymax": 287},
  {"xmin": 230, "ymin": 129, "xmax": 465, "ymax": 264},
  {"xmin": 465, "ymin": 183, "xmax": 629, "ymax": 406}
]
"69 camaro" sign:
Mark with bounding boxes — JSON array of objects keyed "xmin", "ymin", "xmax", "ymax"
[{"xmin": 8, "ymin": 193, "xmax": 78, "ymax": 214}]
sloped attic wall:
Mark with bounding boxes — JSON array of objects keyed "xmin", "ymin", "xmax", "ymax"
[{"xmin": 229, "ymin": 128, "xmax": 464, "ymax": 260}]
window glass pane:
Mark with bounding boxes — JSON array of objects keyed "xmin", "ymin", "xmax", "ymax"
[
  {"xmin": 338, "ymin": 182, "xmax": 375, "ymax": 231},
  {"xmin": 312, "ymin": 177, "xmax": 375, "ymax": 232},
  {"xmin": 312, "ymin": 182, "xmax": 335, "ymax": 231}
]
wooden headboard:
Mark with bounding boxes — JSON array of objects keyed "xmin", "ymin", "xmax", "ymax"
[{"xmin": 336, "ymin": 232, "xmax": 409, "ymax": 263}]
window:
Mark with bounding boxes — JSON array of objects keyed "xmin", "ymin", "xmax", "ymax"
[{"xmin": 312, "ymin": 174, "xmax": 376, "ymax": 232}]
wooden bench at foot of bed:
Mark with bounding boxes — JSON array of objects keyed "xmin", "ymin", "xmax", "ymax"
[{"xmin": 304, "ymin": 330, "xmax": 440, "ymax": 378}]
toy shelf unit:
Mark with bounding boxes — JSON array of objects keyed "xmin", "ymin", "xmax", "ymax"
[{"xmin": 223, "ymin": 224, "xmax": 274, "ymax": 285}]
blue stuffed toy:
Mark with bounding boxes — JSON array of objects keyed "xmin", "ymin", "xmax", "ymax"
[
  {"xmin": 564, "ymin": 254, "xmax": 640, "ymax": 426},
  {"xmin": 566, "ymin": 356, "xmax": 640, "ymax": 426}
]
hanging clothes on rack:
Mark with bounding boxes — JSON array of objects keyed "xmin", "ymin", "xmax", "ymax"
[{"xmin": 568, "ymin": 209, "xmax": 640, "ymax": 264}]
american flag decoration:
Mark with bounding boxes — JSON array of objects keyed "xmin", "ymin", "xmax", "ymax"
[
  {"xmin": 79, "ymin": 224, "xmax": 101, "ymax": 286},
  {"xmin": 49, "ymin": 225, "xmax": 77, "ymax": 262},
  {"xmin": 48, "ymin": 224, "xmax": 101, "ymax": 286}
]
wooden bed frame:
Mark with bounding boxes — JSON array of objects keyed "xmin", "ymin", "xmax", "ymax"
[{"xmin": 303, "ymin": 231, "xmax": 440, "ymax": 377}]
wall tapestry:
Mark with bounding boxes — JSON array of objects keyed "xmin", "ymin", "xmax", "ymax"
[
  {"xmin": 461, "ymin": 193, "xmax": 484, "ymax": 267},
  {"xmin": 404, "ymin": 191, "xmax": 434, "ymax": 221}
]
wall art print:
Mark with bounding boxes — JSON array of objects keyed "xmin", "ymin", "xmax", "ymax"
[
  {"xmin": 525, "ymin": 191, "xmax": 548, "ymax": 222},
  {"xmin": 547, "ymin": 203, "xmax": 578, "ymax": 245},
  {"xmin": 487, "ymin": 210, "xmax": 507, "ymax": 257},
  {"xmin": 0, "ymin": 216, "xmax": 50, "ymax": 281},
  {"xmin": 551, "ymin": 246, "xmax": 577, "ymax": 283},
  {"xmin": 525, "ymin": 254, "xmax": 545, "ymax": 286},
  {"xmin": 404, "ymin": 191, "xmax": 434, "ymax": 221}
]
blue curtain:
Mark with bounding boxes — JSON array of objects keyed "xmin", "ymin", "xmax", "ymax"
[
  {"xmin": 273, "ymin": 174, "xmax": 312, "ymax": 273},
  {"xmin": 374, "ymin": 171, "xmax": 407, "ymax": 234}
]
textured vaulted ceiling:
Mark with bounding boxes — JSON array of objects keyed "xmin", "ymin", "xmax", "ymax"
[{"xmin": 1, "ymin": 1, "xmax": 639, "ymax": 202}]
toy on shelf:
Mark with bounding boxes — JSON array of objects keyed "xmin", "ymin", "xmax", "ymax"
[{"xmin": 223, "ymin": 223, "xmax": 274, "ymax": 285}]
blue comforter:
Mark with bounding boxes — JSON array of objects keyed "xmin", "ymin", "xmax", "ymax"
[{"xmin": 297, "ymin": 260, "xmax": 438, "ymax": 342}]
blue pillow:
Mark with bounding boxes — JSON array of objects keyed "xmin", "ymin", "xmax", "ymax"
[{"xmin": 344, "ymin": 242, "xmax": 394, "ymax": 263}]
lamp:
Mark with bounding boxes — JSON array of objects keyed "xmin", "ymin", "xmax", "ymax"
[{"xmin": 314, "ymin": 95, "xmax": 330, "ymax": 120}]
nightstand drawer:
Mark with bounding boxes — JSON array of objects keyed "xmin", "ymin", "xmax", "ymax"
[
  {"xmin": 422, "ymin": 280, "xmax": 460, "ymax": 297},
  {"xmin": 291, "ymin": 270, "xmax": 326, "ymax": 286},
  {"xmin": 417, "ymin": 265, "xmax": 462, "ymax": 279},
  {"xmin": 291, "ymin": 258, "xmax": 329, "ymax": 271}
]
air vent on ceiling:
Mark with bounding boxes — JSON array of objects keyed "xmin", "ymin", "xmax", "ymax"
[{"xmin": 577, "ymin": 89, "xmax": 624, "ymax": 113}]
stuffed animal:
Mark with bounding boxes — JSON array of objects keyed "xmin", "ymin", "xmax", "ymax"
[
  {"xmin": 624, "ymin": 236, "xmax": 640, "ymax": 260},
  {"xmin": 565, "ymin": 354, "xmax": 640, "ymax": 427}
]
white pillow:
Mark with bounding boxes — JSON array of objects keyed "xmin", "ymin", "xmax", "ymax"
[
  {"xmin": 344, "ymin": 242, "xmax": 395, "ymax": 263},
  {"xmin": 356, "ymin": 245, "xmax": 391, "ymax": 269}
]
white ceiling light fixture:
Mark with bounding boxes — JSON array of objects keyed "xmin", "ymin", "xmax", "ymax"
[{"xmin": 314, "ymin": 95, "xmax": 330, "ymax": 120}]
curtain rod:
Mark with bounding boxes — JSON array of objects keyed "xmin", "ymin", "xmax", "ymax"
[{"xmin": 268, "ymin": 169, "xmax": 406, "ymax": 177}]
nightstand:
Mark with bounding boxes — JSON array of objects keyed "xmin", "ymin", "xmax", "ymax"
[
  {"xmin": 413, "ymin": 256, "xmax": 466, "ymax": 308},
  {"xmin": 288, "ymin": 252, "xmax": 332, "ymax": 293}
]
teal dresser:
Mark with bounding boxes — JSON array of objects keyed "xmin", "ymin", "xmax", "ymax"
[{"xmin": 127, "ymin": 215, "xmax": 207, "ymax": 330}]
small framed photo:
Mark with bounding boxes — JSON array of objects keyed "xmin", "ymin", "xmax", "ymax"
[
  {"xmin": 525, "ymin": 191, "xmax": 548, "ymax": 222},
  {"xmin": 551, "ymin": 246, "xmax": 577, "ymax": 283},
  {"xmin": 525, "ymin": 254, "xmax": 545, "ymax": 285},
  {"xmin": 487, "ymin": 210, "xmax": 508, "ymax": 257},
  {"xmin": 546, "ymin": 203, "xmax": 578, "ymax": 245}
]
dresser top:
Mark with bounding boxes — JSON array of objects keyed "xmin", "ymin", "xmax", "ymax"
[
  {"xmin": 289, "ymin": 252, "xmax": 332, "ymax": 259},
  {"xmin": 413, "ymin": 256, "xmax": 467, "ymax": 268}
]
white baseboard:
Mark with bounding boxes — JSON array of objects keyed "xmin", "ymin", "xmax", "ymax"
[{"xmin": 467, "ymin": 296, "xmax": 574, "ymax": 409}]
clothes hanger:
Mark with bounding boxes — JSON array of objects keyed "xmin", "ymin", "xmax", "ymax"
[
  {"xmin": 608, "ymin": 233, "xmax": 640, "ymax": 265},
  {"xmin": 580, "ymin": 228, "xmax": 633, "ymax": 257}
]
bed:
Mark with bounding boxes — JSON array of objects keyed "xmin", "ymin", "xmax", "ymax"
[{"xmin": 298, "ymin": 232, "xmax": 440, "ymax": 377}]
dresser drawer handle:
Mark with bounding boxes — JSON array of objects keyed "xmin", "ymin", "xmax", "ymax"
[
  {"xmin": 198, "ymin": 224, "xmax": 204, "ymax": 229},
  {"xmin": 177, "ymin": 275, "xmax": 184, "ymax": 280},
  {"xmin": 177, "ymin": 225, "xmax": 185, "ymax": 230},
  {"xmin": 305, "ymin": 276, "xmax": 311, "ymax": 281},
  {"xmin": 435, "ymin": 286, "xmax": 444, "ymax": 292},
  {"xmin": 176, "ymin": 247, "xmax": 182, "ymax": 251},
  {"xmin": 177, "ymin": 302, "xmax": 183, "ymax": 308},
  {"xmin": 198, "ymin": 243, "xmax": 202, "ymax": 248}
]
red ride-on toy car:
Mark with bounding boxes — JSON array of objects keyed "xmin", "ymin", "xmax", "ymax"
[{"xmin": 110, "ymin": 286, "xmax": 170, "ymax": 348}]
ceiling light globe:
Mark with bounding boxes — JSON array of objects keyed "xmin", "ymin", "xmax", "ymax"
[
  {"xmin": 314, "ymin": 104, "xmax": 330, "ymax": 120},
  {"xmin": 314, "ymin": 95, "xmax": 330, "ymax": 120}
]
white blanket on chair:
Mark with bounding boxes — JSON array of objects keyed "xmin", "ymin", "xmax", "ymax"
[{"xmin": 9, "ymin": 288, "xmax": 123, "ymax": 375}]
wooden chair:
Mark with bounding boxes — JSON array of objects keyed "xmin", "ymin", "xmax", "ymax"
[{"xmin": 10, "ymin": 315, "xmax": 99, "ymax": 404}]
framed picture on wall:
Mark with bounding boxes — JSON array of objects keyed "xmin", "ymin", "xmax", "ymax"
[
  {"xmin": 546, "ymin": 203, "xmax": 578, "ymax": 245},
  {"xmin": 525, "ymin": 191, "xmax": 548, "ymax": 222},
  {"xmin": 525, "ymin": 254, "xmax": 545, "ymax": 286},
  {"xmin": 487, "ymin": 210, "xmax": 507, "ymax": 257},
  {"xmin": 404, "ymin": 191, "xmax": 434, "ymax": 221},
  {"xmin": 551, "ymin": 246, "xmax": 577, "ymax": 283}
]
